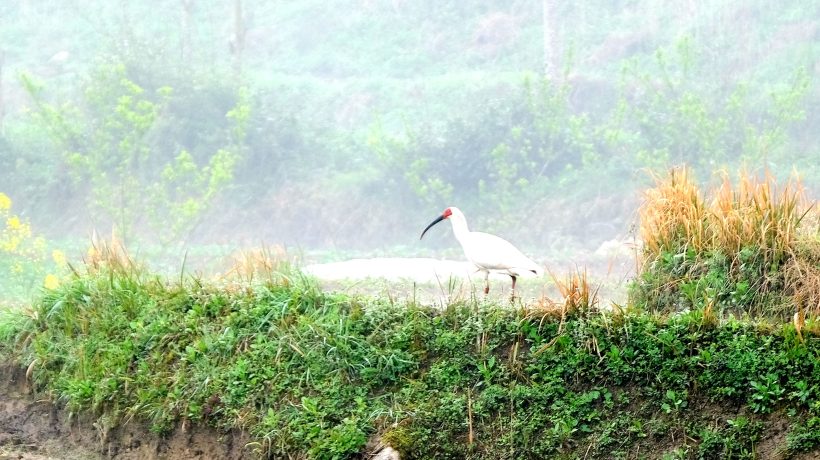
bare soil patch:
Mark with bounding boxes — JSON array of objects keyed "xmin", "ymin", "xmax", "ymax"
[{"xmin": 0, "ymin": 364, "xmax": 251, "ymax": 460}]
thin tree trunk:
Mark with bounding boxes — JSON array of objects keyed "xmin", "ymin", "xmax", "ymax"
[
  {"xmin": 688, "ymin": 0, "xmax": 699, "ymax": 42},
  {"xmin": 542, "ymin": 0, "xmax": 561, "ymax": 82},
  {"xmin": 181, "ymin": 0, "xmax": 195, "ymax": 66},
  {"xmin": 232, "ymin": 0, "xmax": 245, "ymax": 78},
  {"xmin": 118, "ymin": 0, "xmax": 133, "ymax": 55}
]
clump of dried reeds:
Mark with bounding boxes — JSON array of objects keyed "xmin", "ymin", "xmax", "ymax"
[
  {"xmin": 639, "ymin": 167, "xmax": 708, "ymax": 257},
  {"xmin": 220, "ymin": 245, "xmax": 292, "ymax": 285},
  {"xmin": 638, "ymin": 166, "xmax": 817, "ymax": 320},
  {"xmin": 785, "ymin": 238, "xmax": 820, "ymax": 329},
  {"xmin": 639, "ymin": 167, "xmax": 807, "ymax": 264},
  {"xmin": 530, "ymin": 267, "xmax": 600, "ymax": 318},
  {"xmin": 78, "ymin": 230, "xmax": 137, "ymax": 274},
  {"xmin": 528, "ymin": 267, "xmax": 600, "ymax": 354}
]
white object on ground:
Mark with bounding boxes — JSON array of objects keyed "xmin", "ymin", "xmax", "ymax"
[{"xmin": 305, "ymin": 257, "xmax": 484, "ymax": 283}]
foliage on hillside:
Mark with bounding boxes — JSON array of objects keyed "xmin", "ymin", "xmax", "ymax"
[{"xmin": 0, "ymin": 1, "xmax": 817, "ymax": 248}]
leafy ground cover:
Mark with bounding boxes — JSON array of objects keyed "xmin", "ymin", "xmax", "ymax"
[{"xmin": 2, "ymin": 262, "xmax": 820, "ymax": 459}]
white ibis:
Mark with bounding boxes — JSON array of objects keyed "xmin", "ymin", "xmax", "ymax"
[{"xmin": 420, "ymin": 207, "xmax": 542, "ymax": 299}]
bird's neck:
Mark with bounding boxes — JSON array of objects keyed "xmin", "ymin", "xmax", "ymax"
[{"xmin": 449, "ymin": 214, "xmax": 470, "ymax": 241}]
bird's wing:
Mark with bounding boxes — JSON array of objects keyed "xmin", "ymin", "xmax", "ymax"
[{"xmin": 460, "ymin": 232, "xmax": 541, "ymax": 275}]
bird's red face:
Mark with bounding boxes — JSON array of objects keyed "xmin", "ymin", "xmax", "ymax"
[{"xmin": 442, "ymin": 208, "xmax": 453, "ymax": 219}]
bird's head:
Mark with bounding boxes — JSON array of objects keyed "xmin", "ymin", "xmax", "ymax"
[{"xmin": 420, "ymin": 207, "xmax": 455, "ymax": 240}]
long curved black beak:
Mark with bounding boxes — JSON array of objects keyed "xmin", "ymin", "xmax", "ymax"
[{"xmin": 420, "ymin": 214, "xmax": 446, "ymax": 240}]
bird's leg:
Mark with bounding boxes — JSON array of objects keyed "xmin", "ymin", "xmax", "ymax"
[
  {"xmin": 483, "ymin": 271, "xmax": 490, "ymax": 295},
  {"xmin": 510, "ymin": 275, "xmax": 517, "ymax": 301}
]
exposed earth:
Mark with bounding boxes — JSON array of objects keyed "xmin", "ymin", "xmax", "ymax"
[{"xmin": 0, "ymin": 365, "xmax": 250, "ymax": 460}]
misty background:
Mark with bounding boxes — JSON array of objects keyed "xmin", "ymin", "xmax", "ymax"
[{"xmin": 0, "ymin": 1, "xmax": 818, "ymax": 298}]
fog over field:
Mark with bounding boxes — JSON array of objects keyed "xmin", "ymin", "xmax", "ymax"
[{"xmin": 0, "ymin": 0, "xmax": 817, "ymax": 300}]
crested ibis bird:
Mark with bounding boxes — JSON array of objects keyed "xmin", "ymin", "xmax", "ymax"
[{"xmin": 420, "ymin": 207, "xmax": 541, "ymax": 299}]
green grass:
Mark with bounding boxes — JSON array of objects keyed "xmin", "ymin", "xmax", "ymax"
[{"xmin": 3, "ymin": 262, "xmax": 820, "ymax": 458}]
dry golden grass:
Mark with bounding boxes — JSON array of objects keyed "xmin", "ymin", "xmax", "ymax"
[
  {"xmin": 785, "ymin": 239, "xmax": 820, "ymax": 322},
  {"xmin": 78, "ymin": 230, "xmax": 136, "ymax": 274},
  {"xmin": 639, "ymin": 167, "xmax": 808, "ymax": 263},
  {"xmin": 638, "ymin": 166, "xmax": 818, "ymax": 320},
  {"xmin": 710, "ymin": 170, "xmax": 806, "ymax": 267},
  {"xmin": 527, "ymin": 268, "xmax": 600, "ymax": 355},
  {"xmin": 639, "ymin": 167, "xmax": 708, "ymax": 256},
  {"xmin": 550, "ymin": 267, "xmax": 600, "ymax": 314},
  {"xmin": 530, "ymin": 267, "xmax": 599, "ymax": 317},
  {"xmin": 220, "ymin": 245, "xmax": 291, "ymax": 284}
]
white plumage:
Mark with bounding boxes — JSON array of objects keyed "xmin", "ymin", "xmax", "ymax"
[{"xmin": 420, "ymin": 206, "xmax": 542, "ymax": 297}]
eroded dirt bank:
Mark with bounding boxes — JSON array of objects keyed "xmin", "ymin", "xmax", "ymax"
[{"xmin": 0, "ymin": 364, "xmax": 250, "ymax": 460}]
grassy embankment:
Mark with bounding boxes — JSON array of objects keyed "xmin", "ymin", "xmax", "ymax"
[{"xmin": 1, "ymin": 169, "xmax": 820, "ymax": 459}]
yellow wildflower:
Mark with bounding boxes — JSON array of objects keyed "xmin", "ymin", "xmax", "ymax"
[
  {"xmin": 0, "ymin": 193, "xmax": 10, "ymax": 210},
  {"xmin": 52, "ymin": 249, "xmax": 67, "ymax": 266},
  {"xmin": 7, "ymin": 216, "xmax": 21, "ymax": 230},
  {"xmin": 44, "ymin": 274, "xmax": 60, "ymax": 290}
]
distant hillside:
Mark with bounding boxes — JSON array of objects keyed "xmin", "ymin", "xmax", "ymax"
[{"xmin": 0, "ymin": 0, "xmax": 817, "ymax": 252}]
